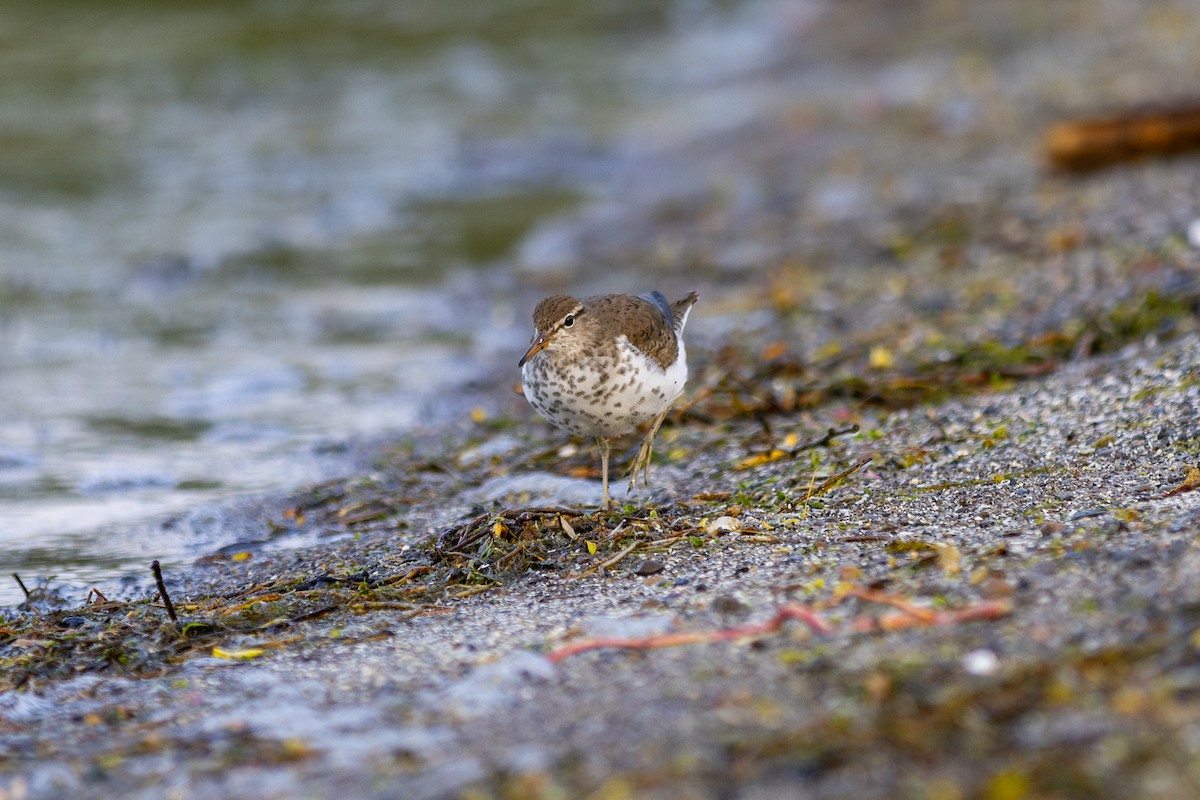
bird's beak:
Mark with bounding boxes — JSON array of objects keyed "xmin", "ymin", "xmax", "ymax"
[{"xmin": 518, "ymin": 334, "xmax": 550, "ymax": 367}]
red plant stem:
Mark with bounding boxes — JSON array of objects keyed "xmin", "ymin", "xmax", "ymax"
[{"xmin": 547, "ymin": 603, "xmax": 832, "ymax": 663}]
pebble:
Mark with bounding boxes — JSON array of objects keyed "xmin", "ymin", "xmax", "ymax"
[
  {"xmin": 962, "ymin": 648, "xmax": 999, "ymax": 676},
  {"xmin": 711, "ymin": 596, "xmax": 750, "ymax": 616},
  {"xmin": 633, "ymin": 559, "xmax": 665, "ymax": 576}
]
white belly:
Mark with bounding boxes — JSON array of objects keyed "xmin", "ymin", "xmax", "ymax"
[{"xmin": 522, "ymin": 336, "xmax": 688, "ymax": 439}]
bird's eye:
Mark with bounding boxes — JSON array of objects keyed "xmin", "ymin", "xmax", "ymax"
[{"xmin": 563, "ymin": 314, "xmax": 575, "ymax": 328}]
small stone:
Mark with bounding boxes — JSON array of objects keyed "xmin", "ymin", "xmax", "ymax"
[
  {"xmin": 712, "ymin": 595, "xmax": 750, "ymax": 616},
  {"xmin": 962, "ymin": 648, "xmax": 999, "ymax": 676},
  {"xmin": 633, "ymin": 559, "xmax": 665, "ymax": 576}
]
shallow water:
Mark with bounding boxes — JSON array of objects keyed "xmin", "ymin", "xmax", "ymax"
[{"xmin": 0, "ymin": 0, "xmax": 792, "ymax": 606}]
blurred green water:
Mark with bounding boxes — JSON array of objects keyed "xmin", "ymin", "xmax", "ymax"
[{"xmin": 0, "ymin": 0, "xmax": 695, "ymax": 281}]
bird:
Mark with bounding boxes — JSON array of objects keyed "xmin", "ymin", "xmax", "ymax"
[{"xmin": 518, "ymin": 290, "xmax": 698, "ymax": 509}]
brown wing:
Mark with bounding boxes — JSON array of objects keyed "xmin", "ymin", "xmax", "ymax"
[{"xmin": 583, "ymin": 293, "xmax": 677, "ymax": 370}]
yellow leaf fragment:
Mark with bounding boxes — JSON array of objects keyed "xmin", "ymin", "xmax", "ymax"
[
  {"xmin": 736, "ymin": 450, "xmax": 786, "ymax": 470},
  {"xmin": 1044, "ymin": 678, "xmax": 1075, "ymax": 705},
  {"xmin": 585, "ymin": 540, "xmax": 597, "ymax": 555},
  {"xmin": 281, "ymin": 738, "xmax": 316, "ymax": 759},
  {"xmin": 231, "ymin": 552, "xmax": 253, "ymax": 562},
  {"xmin": 470, "ymin": 407, "xmax": 488, "ymax": 424},
  {"xmin": 984, "ymin": 769, "xmax": 1029, "ymax": 800},
  {"xmin": 869, "ymin": 345, "xmax": 894, "ymax": 369},
  {"xmin": 212, "ymin": 646, "xmax": 265, "ymax": 661}
]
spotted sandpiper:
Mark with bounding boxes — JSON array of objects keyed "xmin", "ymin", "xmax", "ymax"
[{"xmin": 519, "ymin": 290, "xmax": 698, "ymax": 508}]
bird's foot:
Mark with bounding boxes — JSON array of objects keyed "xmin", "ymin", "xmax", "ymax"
[
  {"xmin": 626, "ymin": 438, "xmax": 654, "ymax": 492},
  {"xmin": 625, "ymin": 411, "xmax": 667, "ymax": 493}
]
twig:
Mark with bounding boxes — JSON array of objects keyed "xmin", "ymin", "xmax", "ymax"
[
  {"xmin": 350, "ymin": 601, "xmax": 420, "ymax": 612},
  {"xmin": 641, "ymin": 534, "xmax": 689, "ymax": 550},
  {"xmin": 789, "ymin": 424, "xmax": 860, "ymax": 457},
  {"xmin": 378, "ymin": 566, "xmax": 436, "ymax": 586},
  {"xmin": 436, "ymin": 512, "xmax": 490, "ymax": 551},
  {"xmin": 573, "ymin": 539, "xmax": 640, "ymax": 579},
  {"xmin": 453, "ymin": 585, "xmax": 496, "ymax": 599},
  {"xmin": 547, "ymin": 603, "xmax": 832, "ymax": 662},
  {"xmin": 406, "ymin": 607, "xmax": 456, "ymax": 619},
  {"xmin": 1044, "ymin": 102, "xmax": 1200, "ymax": 171},
  {"xmin": 258, "ymin": 604, "xmax": 341, "ymax": 630},
  {"xmin": 847, "ymin": 587, "xmax": 1013, "ymax": 631},
  {"xmin": 151, "ymin": 561, "xmax": 178, "ymax": 623},
  {"xmin": 803, "ymin": 457, "xmax": 872, "ymax": 497},
  {"xmin": 495, "ymin": 543, "xmax": 531, "ymax": 568},
  {"xmin": 511, "ymin": 506, "xmax": 587, "ymax": 519},
  {"xmin": 12, "ymin": 573, "xmax": 30, "ymax": 601},
  {"xmin": 848, "ymin": 587, "xmax": 937, "ymax": 622},
  {"xmin": 220, "ymin": 593, "xmax": 284, "ymax": 616},
  {"xmin": 220, "ymin": 582, "xmax": 274, "ymax": 601}
]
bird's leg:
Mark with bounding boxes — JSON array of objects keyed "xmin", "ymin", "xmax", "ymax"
[
  {"xmin": 627, "ymin": 410, "xmax": 668, "ymax": 492},
  {"xmin": 597, "ymin": 436, "xmax": 613, "ymax": 510}
]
